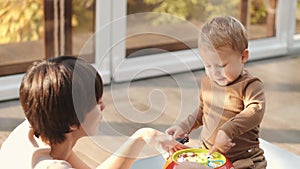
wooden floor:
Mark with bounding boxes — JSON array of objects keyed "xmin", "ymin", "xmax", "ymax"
[{"xmin": 1, "ymin": 54, "xmax": 300, "ymax": 167}]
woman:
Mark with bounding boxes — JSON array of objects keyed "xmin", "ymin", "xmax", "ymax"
[{"xmin": 0, "ymin": 56, "xmax": 184, "ymax": 169}]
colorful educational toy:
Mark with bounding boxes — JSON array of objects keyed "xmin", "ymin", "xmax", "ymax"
[{"xmin": 163, "ymin": 148, "xmax": 234, "ymax": 169}]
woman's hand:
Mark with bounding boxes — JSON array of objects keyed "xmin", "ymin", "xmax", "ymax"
[
  {"xmin": 97, "ymin": 128, "xmax": 190, "ymax": 169},
  {"xmin": 134, "ymin": 128, "xmax": 188, "ymax": 154}
]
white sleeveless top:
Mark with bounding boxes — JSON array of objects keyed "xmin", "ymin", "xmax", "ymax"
[{"xmin": 0, "ymin": 120, "xmax": 73, "ymax": 169}]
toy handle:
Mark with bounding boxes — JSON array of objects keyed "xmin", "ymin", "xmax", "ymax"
[{"xmin": 175, "ymin": 136, "xmax": 189, "ymax": 144}]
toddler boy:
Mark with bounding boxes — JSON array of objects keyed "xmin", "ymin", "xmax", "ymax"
[{"xmin": 166, "ymin": 16, "xmax": 267, "ymax": 169}]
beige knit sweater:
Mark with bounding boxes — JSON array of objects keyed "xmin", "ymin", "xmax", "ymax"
[{"xmin": 178, "ymin": 70, "xmax": 265, "ymax": 160}]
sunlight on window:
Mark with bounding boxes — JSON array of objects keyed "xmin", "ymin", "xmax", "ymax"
[
  {"xmin": 126, "ymin": 0, "xmax": 277, "ymax": 58},
  {"xmin": 0, "ymin": 0, "xmax": 43, "ymax": 44}
]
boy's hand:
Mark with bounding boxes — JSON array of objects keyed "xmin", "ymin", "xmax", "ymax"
[
  {"xmin": 209, "ymin": 130, "xmax": 235, "ymax": 154},
  {"xmin": 165, "ymin": 125, "xmax": 185, "ymax": 139}
]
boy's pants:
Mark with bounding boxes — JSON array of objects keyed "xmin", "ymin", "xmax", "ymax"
[
  {"xmin": 231, "ymin": 146, "xmax": 267, "ymax": 169},
  {"xmin": 201, "ymin": 142, "xmax": 267, "ymax": 169}
]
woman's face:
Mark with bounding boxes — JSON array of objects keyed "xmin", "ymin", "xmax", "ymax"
[{"xmin": 81, "ymin": 100, "xmax": 105, "ymax": 136}]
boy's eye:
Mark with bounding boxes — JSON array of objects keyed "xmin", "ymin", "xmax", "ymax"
[{"xmin": 205, "ymin": 65, "xmax": 211, "ymax": 68}]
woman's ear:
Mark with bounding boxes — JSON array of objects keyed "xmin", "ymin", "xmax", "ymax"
[
  {"xmin": 69, "ymin": 125, "xmax": 79, "ymax": 131},
  {"xmin": 241, "ymin": 49, "xmax": 249, "ymax": 64}
]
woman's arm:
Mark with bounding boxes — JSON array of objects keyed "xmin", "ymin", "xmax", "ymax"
[
  {"xmin": 96, "ymin": 128, "xmax": 185, "ymax": 169},
  {"xmin": 67, "ymin": 151, "xmax": 91, "ymax": 169}
]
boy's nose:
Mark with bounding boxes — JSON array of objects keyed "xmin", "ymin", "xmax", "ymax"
[{"xmin": 212, "ymin": 67, "xmax": 222, "ymax": 77}]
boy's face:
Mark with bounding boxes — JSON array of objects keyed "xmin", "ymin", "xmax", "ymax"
[{"xmin": 199, "ymin": 46, "xmax": 248, "ymax": 86}]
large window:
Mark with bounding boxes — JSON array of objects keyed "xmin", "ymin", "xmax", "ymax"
[
  {"xmin": 0, "ymin": 0, "xmax": 298, "ymax": 100},
  {"xmin": 0, "ymin": 0, "xmax": 99, "ymax": 101},
  {"xmin": 111, "ymin": 0, "xmax": 285, "ymax": 82},
  {"xmin": 0, "ymin": 0, "xmax": 95, "ymax": 77},
  {"xmin": 0, "ymin": 0, "xmax": 45, "ymax": 76},
  {"xmin": 126, "ymin": 0, "xmax": 277, "ymax": 58}
]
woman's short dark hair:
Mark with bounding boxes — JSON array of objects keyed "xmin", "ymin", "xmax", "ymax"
[{"xmin": 19, "ymin": 56, "xmax": 103, "ymax": 144}]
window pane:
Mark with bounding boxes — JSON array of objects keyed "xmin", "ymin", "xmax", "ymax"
[
  {"xmin": 248, "ymin": 0, "xmax": 277, "ymax": 39},
  {"xmin": 296, "ymin": 0, "xmax": 300, "ymax": 34},
  {"xmin": 0, "ymin": 0, "xmax": 96, "ymax": 77},
  {"xmin": 126, "ymin": 0, "xmax": 278, "ymax": 58},
  {"xmin": 0, "ymin": 0, "xmax": 44, "ymax": 76},
  {"xmin": 72, "ymin": 0, "xmax": 95, "ymax": 63}
]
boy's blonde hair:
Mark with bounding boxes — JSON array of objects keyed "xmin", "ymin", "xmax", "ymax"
[{"xmin": 199, "ymin": 16, "xmax": 248, "ymax": 53}]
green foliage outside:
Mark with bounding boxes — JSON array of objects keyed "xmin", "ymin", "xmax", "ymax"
[
  {"xmin": 0, "ymin": 0, "xmax": 43, "ymax": 43},
  {"xmin": 141, "ymin": 0, "xmax": 239, "ymax": 23},
  {"xmin": 0, "ymin": 0, "xmax": 94, "ymax": 44},
  {"xmin": 250, "ymin": 0, "xmax": 267, "ymax": 24},
  {"xmin": 72, "ymin": 0, "xmax": 94, "ymax": 33},
  {"xmin": 128, "ymin": 0, "xmax": 268, "ymax": 25}
]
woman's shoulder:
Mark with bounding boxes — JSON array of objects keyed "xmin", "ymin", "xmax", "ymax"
[{"xmin": 32, "ymin": 148, "xmax": 73, "ymax": 169}]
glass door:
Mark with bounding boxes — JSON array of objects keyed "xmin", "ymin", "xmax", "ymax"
[
  {"xmin": 0, "ymin": 0, "xmax": 111, "ymax": 101},
  {"xmin": 0, "ymin": 0, "xmax": 46, "ymax": 100},
  {"xmin": 1, "ymin": 0, "xmax": 298, "ymax": 101},
  {"xmin": 110, "ymin": 0, "xmax": 293, "ymax": 82}
]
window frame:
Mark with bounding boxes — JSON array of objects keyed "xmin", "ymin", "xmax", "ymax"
[{"xmin": 288, "ymin": 0, "xmax": 300, "ymax": 53}]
